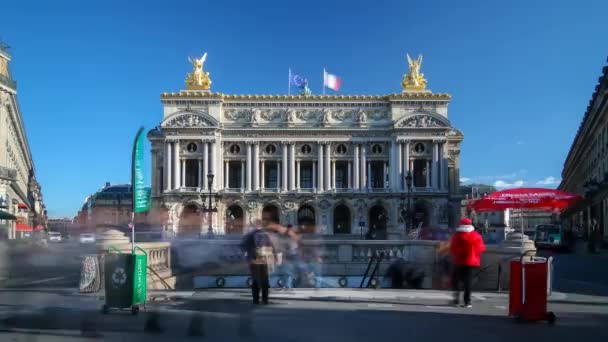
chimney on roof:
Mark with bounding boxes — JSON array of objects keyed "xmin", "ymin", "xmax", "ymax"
[{"xmin": 105, "ymin": 182, "xmax": 110, "ymax": 188}]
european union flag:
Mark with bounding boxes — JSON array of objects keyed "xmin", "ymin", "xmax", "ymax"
[{"xmin": 290, "ymin": 73, "xmax": 308, "ymax": 89}]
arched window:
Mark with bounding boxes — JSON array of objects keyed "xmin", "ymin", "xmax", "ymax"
[
  {"xmin": 333, "ymin": 204, "xmax": 351, "ymax": 234},
  {"xmin": 372, "ymin": 144, "xmax": 382, "ymax": 154},
  {"xmin": 336, "ymin": 144, "xmax": 347, "ymax": 154},
  {"xmin": 186, "ymin": 143, "xmax": 198, "ymax": 153},
  {"xmin": 225, "ymin": 205, "xmax": 244, "ymax": 234},
  {"xmin": 301, "ymin": 144, "xmax": 312, "ymax": 154},
  {"xmin": 297, "ymin": 205, "xmax": 316, "ymax": 232}
]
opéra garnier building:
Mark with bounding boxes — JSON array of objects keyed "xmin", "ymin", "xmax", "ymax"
[{"xmin": 148, "ymin": 53, "xmax": 464, "ymax": 239}]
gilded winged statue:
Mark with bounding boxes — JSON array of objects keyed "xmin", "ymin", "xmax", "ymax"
[
  {"xmin": 402, "ymin": 53, "xmax": 427, "ymax": 91},
  {"xmin": 185, "ymin": 52, "xmax": 212, "ymax": 90}
]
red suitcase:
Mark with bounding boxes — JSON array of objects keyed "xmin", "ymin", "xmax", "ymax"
[{"xmin": 509, "ymin": 255, "xmax": 556, "ymax": 323}]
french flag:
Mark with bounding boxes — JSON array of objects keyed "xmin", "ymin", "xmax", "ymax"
[{"xmin": 323, "ymin": 69, "xmax": 342, "ymax": 91}]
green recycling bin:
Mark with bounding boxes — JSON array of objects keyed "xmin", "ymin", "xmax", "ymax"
[{"xmin": 102, "ymin": 246, "xmax": 147, "ymax": 315}]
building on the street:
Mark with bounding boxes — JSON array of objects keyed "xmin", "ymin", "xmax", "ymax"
[
  {"xmin": 147, "ymin": 52, "xmax": 464, "ymax": 239},
  {"xmin": 559, "ymin": 59, "xmax": 608, "ymax": 243},
  {"xmin": 47, "ymin": 217, "xmax": 74, "ymax": 236},
  {"xmin": 0, "ymin": 41, "xmax": 46, "ymax": 239},
  {"xmin": 76, "ymin": 183, "xmax": 134, "ymax": 228},
  {"xmin": 508, "ymin": 209, "xmax": 556, "ymax": 234},
  {"xmin": 76, "ymin": 182, "xmax": 155, "ymax": 233}
]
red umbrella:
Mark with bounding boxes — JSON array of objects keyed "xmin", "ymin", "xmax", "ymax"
[
  {"xmin": 469, "ymin": 188, "xmax": 583, "ymax": 212},
  {"xmin": 468, "ymin": 188, "xmax": 583, "ymax": 252}
]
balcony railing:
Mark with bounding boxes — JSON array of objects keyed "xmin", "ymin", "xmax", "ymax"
[
  {"xmin": 0, "ymin": 166, "xmax": 17, "ymax": 180},
  {"xmin": 0, "ymin": 74, "xmax": 16, "ymax": 90}
]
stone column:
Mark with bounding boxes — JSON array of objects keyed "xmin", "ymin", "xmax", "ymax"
[
  {"xmin": 181, "ymin": 160, "xmax": 186, "ymax": 187},
  {"xmin": 253, "ymin": 143, "xmax": 260, "ymax": 191},
  {"xmin": 347, "ymin": 161, "xmax": 352, "ymax": 189},
  {"xmin": 367, "ymin": 161, "xmax": 372, "ymax": 190},
  {"xmin": 296, "ymin": 160, "xmax": 301, "ymax": 190},
  {"xmin": 246, "ymin": 143, "xmax": 252, "ymax": 192},
  {"xmin": 210, "ymin": 141, "xmax": 216, "ymax": 190},
  {"xmin": 174, "ymin": 140, "xmax": 180, "ymax": 190},
  {"xmin": 282, "ymin": 143, "xmax": 288, "ymax": 192},
  {"xmin": 426, "ymin": 159, "xmax": 431, "ymax": 189},
  {"xmin": 331, "ymin": 160, "xmax": 336, "ymax": 190},
  {"xmin": 277, "ymin": 162, "xmax": 282, "ymax": 191},
  {"xmin": 383, "ymin": 161, "xmax": 388, "ymax": 189},
  {"xmin": 198, "ymin": 159, "xmax": 203, "ymax": 188},
  {"xmin": 289, "ymin": 144, "xmax": 296, "ymax": 191},
  {"xmin": 360, "ymin": 144, "xmax": 366, "ymax": 190},
  {"xmin": 432, "ymin": 142, "xmax": 439, "ymax": 190},
  {"xmin": 261, "ymin": 160, "xmax": 265, "ymax": 190},
  {"xmin": 317, "ymin": 143, "xmax": 324, "ymax": 192},
  {"xmin": 202, "ymin": 142, "xmax": 208, "ymax": 190},
  {"xmin": 442, "ymin": 143, "xmax": 448, "ymax": 191},
  {"xmin": 312, "ymin": 161, "xmax": 317, "ymax": 190},
  {"xmin": 397, "ymin": 142, "xmax": 402, "ymax": 190},
  {"xmin": 165, "ymin": 142, "xmax": 172, "ymax": 191},
  {"xmin": 404, "ymin": 141, "xmax": 410, "ymax": 189},
  {"xmin": 353, "ymin": 144, "xmax": 360, "ymax": 190},
  {"xmin": 241, "ymin": 161, "xmax": 245, "ymax": 192},
  {"xmin": 224, "ymin": 161, "xmax": 229, "ymax": 189},
  {"xmin": 324, "ymin": 143, "xmax": 331, "ymax": 191}
]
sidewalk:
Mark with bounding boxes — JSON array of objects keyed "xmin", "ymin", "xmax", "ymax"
[{"xmin": 149, "ymin": 288, "xmax": 608, "ymax": 306}]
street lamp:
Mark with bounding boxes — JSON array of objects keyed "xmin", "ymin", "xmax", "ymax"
[
  {"xmin": 405, "ymin": 171, "xmax": 413, "ymax": 232},
  {"xmin": 202, "ymin": 173, "xmax": 217, "ymax": 238}
]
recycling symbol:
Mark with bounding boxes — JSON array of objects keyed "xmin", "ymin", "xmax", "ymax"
[{"xmin": 111, "ymin": 267, "xmax": 127, "ymax": 288}]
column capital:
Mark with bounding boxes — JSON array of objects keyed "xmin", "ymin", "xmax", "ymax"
[{"xmin": 396, "ymin": 138, "xmax": 410, "ymax": 144}]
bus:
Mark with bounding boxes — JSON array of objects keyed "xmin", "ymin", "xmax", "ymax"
[{"xmin": 534, "ymin": 224, "xmax": 571, "ymax": 251}]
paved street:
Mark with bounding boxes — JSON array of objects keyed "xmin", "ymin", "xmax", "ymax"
[{"xmin": 0, "ymin": 242, "xmax": 607, "ymax": 340}]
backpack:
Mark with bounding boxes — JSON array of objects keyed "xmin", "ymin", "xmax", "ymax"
[{"xmin": 253, "ymin": 230, "xmax": 275, "ymax": 266}]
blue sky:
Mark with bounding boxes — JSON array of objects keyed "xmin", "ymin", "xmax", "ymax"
[{"xmin": 2, "ymin": 0, "xmax": 607, "ymax": 217}]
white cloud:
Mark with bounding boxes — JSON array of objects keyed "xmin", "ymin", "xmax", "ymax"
[
  {"xmin": 536, "ymin": 176, "xmax": 560, "ymax": 186},
  {"xmin": 494, "ymin": 180, "xmax": 526, "ymax": 188},
  {"xmin": 460, "ymin": 177, "xmax": 471, "ymax": 183}
]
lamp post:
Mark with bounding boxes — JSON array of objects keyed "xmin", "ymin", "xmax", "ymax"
[
  {"xmin": 405, "ymin": 171, "xmax": 413, "ymax": 232},
  {"xmin": 202, "ymin": 173, "xmax": 217, "ymax": 238}
]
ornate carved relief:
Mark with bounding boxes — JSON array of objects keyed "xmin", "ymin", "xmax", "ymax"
[
  {"xmin": 165, "ymin": 114, "xmax": 214, "ymax": 128},
  {"xmin": 296, "ymin": 110, "xmax": 316, "ymax": 121},
  {"xmin": 331, "ymin": 109, "xmax": 348, "ymax": 121},
  {"xmin": 353, "ymin": 108, "xmax": 367, "ymax": 125},
  {"xmin": 260, "ymin": 109, "xmax": 281, "ymax": 121},
  {"xmin": 369, "ymin": 110, "xmax": 389, "ymax": 121},
  {"xmin": 283, "ymin": 201, "xmax": 296, "ymax": 210},
  {"xmin": 319, "ymin": 200, "xmax": 331, "ymax": 211},
  {"xmin": 319, "ymin": 108, "xmax": 331, "ymax": 126},
  {"xmin": 223, "ymin": 109, "xmax": 244, "ymax": 121},
  {"xmin": 398, "ymin": 115, "xmax": 445, "ymax": 128}
]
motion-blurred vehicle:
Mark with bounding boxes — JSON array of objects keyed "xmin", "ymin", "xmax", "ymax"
[
  {"xmin": 79, "ymin": 233, "xmax": 96, "ymax": 244},
  {"xmin": 47, "ymin": 231, "xmax": 62, "ymax": 242},
  {"xmin": 534, "ymin": 224, "xmax": 565, "ymax": 250}
]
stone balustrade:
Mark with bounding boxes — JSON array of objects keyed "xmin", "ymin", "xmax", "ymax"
[{"xmin": 172, "ymin": 238, "xmax": 534, "ymax": 290}]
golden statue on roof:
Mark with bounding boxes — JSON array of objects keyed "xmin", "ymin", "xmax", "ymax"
[
  {"xmin": 185, "ymin": 52, "xmax": 211, "ymax": 90},
  {"xmin": 401, "ymin": 53, "xmax": 427, "ymax": 91}
]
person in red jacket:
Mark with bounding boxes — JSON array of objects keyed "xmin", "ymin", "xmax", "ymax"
[{"xmin": 450, "ymin": 217, "xmax": 486, "ymax": 308}]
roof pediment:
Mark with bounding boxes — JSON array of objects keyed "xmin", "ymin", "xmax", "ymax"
[
  {"xmin": 161, "ymin": 109, "xmax": 219, "ymax": 129},
  {"xmin": 394, "ymin": 110, "xmax": 452, "ymax": 129}
]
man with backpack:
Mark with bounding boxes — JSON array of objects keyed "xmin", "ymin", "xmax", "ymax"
[{"xmin": 240, "ymin": 219, "xmax": 278, "ymax": 304}]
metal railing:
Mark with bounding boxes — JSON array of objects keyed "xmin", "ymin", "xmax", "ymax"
[{"xmin": 0, "ymin": 74, "xmax": 16, "ymax": 90}]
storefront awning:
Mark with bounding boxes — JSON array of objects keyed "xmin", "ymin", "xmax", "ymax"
[
  {"xmin": 16, "ymin": 223, "xmax": 33, "ymax": 231},
  {"xmin": 0, "ymin": 210, "xmax": 16, "ymax": 220},
  {"xmin": 17, "ymin": 203, "xmax": 28, "ymax": 209}
]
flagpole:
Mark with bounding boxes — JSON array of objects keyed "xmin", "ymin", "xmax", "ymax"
[
  {"xmin": 323, "ymin": 68, "xmax": 326, "ymax": 95},
  {"xmin": 288, "ymin": 68, "xmax": 291, "ymax": 96}
]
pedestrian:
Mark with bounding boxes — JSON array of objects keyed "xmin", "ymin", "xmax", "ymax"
[
  {"xmin": 277, "ymin": 224, "xmax": 301, "ymax": 289},
  {"xmin": 450, "ymin": 217, "xmax": 486, "ymax": 308},
  {"xmin": 588, "ymin": 219, "xmax": 601, "ymax": 254},
  {"xmin": 240, "ymin": 219, "xmax": 277, "ymax": 304}
]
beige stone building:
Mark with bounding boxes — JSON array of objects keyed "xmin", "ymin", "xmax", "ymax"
[
  {"xmin": 559, "ymin": 60, "xmax": 608, "ymax": 243},
  {"xmin": 148, "ymin": 53, "xmax": 464, "ymax": 238},
  {"xmin": 0, "ymin": 41, "xmax": 45, "ymax": 239}
]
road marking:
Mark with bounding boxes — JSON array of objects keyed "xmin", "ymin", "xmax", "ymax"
[{"xmin": 425, "ymin": 306, "xmax": 455, "ymax": 309}]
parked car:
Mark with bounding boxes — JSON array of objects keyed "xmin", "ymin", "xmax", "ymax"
[
  {"xmin": 47, "ymin": 231, "xmax": 62, "ymax": 242},
  {"xmin": 79, "ymin": 233, "xmax": 96, "ymax": 244}
]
